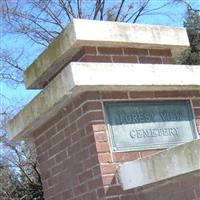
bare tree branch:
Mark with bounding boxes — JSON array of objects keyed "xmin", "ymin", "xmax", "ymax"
[{"xmin": 115, "ymin": 0, "xmax": 125, "ymax": 21}]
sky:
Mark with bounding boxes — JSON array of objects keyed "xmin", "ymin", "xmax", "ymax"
[{"xmin": 0, "ymin": 0, "xmax": 200, "ymax": 112}]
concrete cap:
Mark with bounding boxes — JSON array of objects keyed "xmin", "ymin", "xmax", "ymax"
[
  {"xmin": 6, "ymin": 62, "xmax": 200, "ymax": 140},
  {"xmin": 118, "ymin": 139, "xmax": 200, "ymax": 190},
  {"xmin": 24, "ymin": 19, "xmax": 190, "ymax": 89}
]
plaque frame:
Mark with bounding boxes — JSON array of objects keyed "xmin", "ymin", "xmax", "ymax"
[{"xmin": 104, "ymin": 100, "xmax": 198, "ymax": 152}]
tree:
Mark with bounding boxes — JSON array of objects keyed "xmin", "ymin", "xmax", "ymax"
[
  {"xmin": 178, "ymin": 7, "xmax": 200, "ymax": 64},
  {"xmin": 0, "ymin": 0, "xmax": 183, "ymax": 85},
  {"xmin": 0, "ymin": 135, "xmax": 44, "ymax": 200}
]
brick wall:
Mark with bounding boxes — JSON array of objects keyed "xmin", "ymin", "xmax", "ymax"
[
  {"xmin": 73, "ymin": 46, "xmax": 175, "ymax": 64},
  {"xmin": 48, "ymin": 46, "xmax": 175, "ymax": 87},
  {"xmin": 32, "ymin": 90, "xmax": 200, "ymax": 200}
]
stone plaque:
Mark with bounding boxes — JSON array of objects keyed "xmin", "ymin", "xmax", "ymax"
[{"xmin": 105, "ymin": 100, "xmax": 197, "ymax": 151}]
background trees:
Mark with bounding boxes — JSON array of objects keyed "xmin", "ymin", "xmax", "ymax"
[
  {"xmin": 0, "ymin": 0, "xmax": 199, "ymax": 199},
  {"xmin": 178, "ymin": 7, "xmax": 200, "ymax": 64}
]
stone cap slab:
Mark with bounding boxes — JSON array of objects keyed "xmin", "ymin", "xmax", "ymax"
[
  {"xmin": 24, "ymin": 19, "xmax": 190, "ymax": 89},
  {"xmin": 6, "ymin": 62, "xmax": 200, "ymax": 140},
  {"xmin": 118, "ymin": 139, "xmax": 200, "ymax": 190}
]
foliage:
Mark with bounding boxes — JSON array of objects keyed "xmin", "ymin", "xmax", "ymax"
[{"xmin": 178, "ymin": 8, "xmax": 200, "ymax": 64}]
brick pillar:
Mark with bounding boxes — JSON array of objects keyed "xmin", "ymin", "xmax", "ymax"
[
  {"xmin": 32, "ymin": 90, "xmax": 200, "ymax": 200},
  {"xmin": 6, "ymin": 20, "xmax": 199, "ymax": 200}
]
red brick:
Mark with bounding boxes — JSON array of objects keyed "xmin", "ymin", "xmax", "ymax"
[
  {"xmin": 32, "ymin": 114, "xmax": 59, "ymax": 138},
  {"xmin": 102, "ymin": 175, "xmax": 116, "ymax": 185},
  {"xmin": 68, "ymin": 142, "xmax": 81, "ymax": 155},
  {"xmin": 36, "ymin": 139, "xmax": 51, "ymax": 155},
  {"xmin": 101, "ymin": 91, "xmax": 128, "ymax": 99},
  {"xmin": 124, "ymin": 48, "xmax": 148, "ymax": 55},
  {"xmin": 98, "ymin": 47, "xmax": 123, "ymax": 55},
  {"xmin": 98, "ymin": 153, "xmax": 112, "ymax": 163},
  {"xmin": 56, "ymin": 116, "xmax": 68, "ymax": 131},
  {"xmin": 88, "ymin": 177, "xmax": 103, "ymax": 190},
  {"xmin": 171, "ymin": 191, "xmax": 187, "ymax": 200},
  {"xmin": 52, "ymin": 162, "xmax": 63, "ymax": 175},
  {"xmin": 154, "ymin": 91, "xmax": 176, "ymax": 98},
  {"xmin": 100, "ymin": 164, "xmax": 117, "ymax": 174},
  {"xmin": 141, "ymin": 149, "xmax": 162, "ymax": 158},
  {"xmin": 68, "ymin": 108, "xmax": 82, "ymax": 122},
  {"xmin": 96, "ymin": 142, "xmax": 110, "ymax": 153},
  {"xmin": 48, "ymin": 142, "xmax": 63, "ymax": 157},
  {"xmin": 113, "ymin": 152, "xmax": 140, "ymax": 162},
  {"xmin": 44, "ymin": 186, "xmax": 56, "ymax": 198},
  {"xmin": 190, "ymin": 90, "xmax": 200, "ymax": 97},
  {"xmin": 162, "ymin": 57, "xmax": 175, "ymax": 64},
  {"xmin": 34, "ymin": 91, "xmax": 200, "ymax": 200},
  {"xmin": 45, "ymin": 126, "xmax": 56, "ymax": 138},
  {"xmin": 112, "ymin": 55, "xmax": 138, "ymax": 63},
  {"xmin": 51, "ymin": 130, "xmax": 65, "ymax": 145},
  {"xmin": 35, "ymin": 133, "xmax": 46, "ymax": 146},
  {"xmin": 80, "ymin": 55, "xmax": 112, "ymax": 62},
  {"xmin": 55, "ymin": 150, "xmax": 67, "ymax": 163},
  {"xmin": 37, "ymin": 151, "xmax": 49, "ymax": 163},
  {"xmin": 78, "ymin": 170, "xmax": 93, "ymax": 183},
  {"xmin": 40, "ymin": 157, "xmax": 55, "ymax": 171},
  {"xmin": 106, "ymin": 197, "xmax": 120, "ymax": 200},
  {"xmin": 192, "ymin": 99, "xmax": 200, "ymax": 107},
  {"xmin": 41, "ymin": 169, "xmax": 51, "ymax": 180},
  {"xmin": 82, "ymin": 191, "xmax": 97, "ymax": 200},
  {"xmin": 83, "ymin": 91, "xmax": 101, "ymax": 101},
  {"xmin": 77, "ymin": 111, "xmax": 104, "ymax": 128},
  {"xmin": 83, "ymin": 46, "xmax": 97, "ymax": 54},
  {"xmin": 92, "ymin": 123, "xmax": 107, "ymax": 132},
  {"xmin": 94, "ymin": 131, "xmax": 108, "ymax": 142},
  {"xmin": 196, "ymin": 118, "xmax": 200, "ymax": 126},
  {"xmin": 194, "ymin": 108, "xmax": 200, "ymax": 118},
  {"xmin": 80, "ymin": 135, "xmax": 95, "ymax": 148},
  {"xmin": 84, "ymin": 155, "xmax": 99, "ymax": 169},
  {"xmin": 149, "ymin": 49, "xmax": 172, "ymax": 57},
  {"xmin": 82, "ymin": 101, "xmax": 102, "ymax": 112},
  {"xmin": 76, "ymin": 148, "xmax": 90, "ymax": 161},
  {"xmin": 129, "ymin": 91, "xmax": 155, "ymax": 98},
  {"xmin": 59, "ymin": 136, "xmax": 71, "ymax": 149},
  {"xmin": 89, "ymin": 144, "xmax": 97, "ymax": 155},
  {"xmin": 47, "ymin": 176, "xmax": 57, "ymax": 188},
  {"xmin": 71, "ymin": 129, "xmax": 85, "ymax": 143},
  {"xmin": 104, "ymin": 185, "xmax": 123, "ymax": 196},
  {"xmin": 74, "ymin": 183, "xmax": 88, "ymax": 195},
  {"xmin": 71, "ymin": 45, "xmax": 97, "ymax": 61},
  {"xmin": 120, "ymin": 195, "xmax": 137, "ymax": 200},
  {"xmin": 92, "ymin": 165, "xmax": 101, "ymax": 176},
  {"xmin": 62, "ymin": 189, "xmax": 73, "ymax": 199},
  {"xmin": 139, "ymin": 56, "xmax": 162, "ymax": 64},
  {"xmin": 64, "ymin": 123, "xmax": 77, "ymax": 137}
]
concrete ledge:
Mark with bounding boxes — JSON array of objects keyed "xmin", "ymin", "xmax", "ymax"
[
  {"xmin": 118, "ymin": 139, "xmax": 200, "ymax": 190},
  {"xmin": 24, "ymin": 19, "xmax": 189, "ymax": 89},
  {"xmin": 70, "ymin": 63, "xmax": 200, "ymax": 89},
  {"xmin": 6, "ymin": 62, "xmax": 200, "ymax": 140}
]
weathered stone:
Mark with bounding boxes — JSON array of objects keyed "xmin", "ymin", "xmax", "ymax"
[
  {"xmin": 24, "ymin": 19, "xmax": 190, "ymax": 89},
  {"xmin": 118, "ymin": 139, "xmax": 200, "ymax": 190}
]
